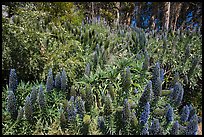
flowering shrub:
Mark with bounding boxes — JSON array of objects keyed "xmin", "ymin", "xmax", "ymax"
[
  {"xmin": 2, "ymin": 13, "xmax": 202, "ymax": 135},
  {"xmin": 46, "ymin": 68, "xmax": 54, "ymax": 92},
  {"xmin": 8, "ymin": 69, "xmax": 18, "ymax": 93},
  {"xmin": 166, "ymin": 104, "xmax": 174, "ymax": 123},
  {"xmin": 7, "ymin": 90, "xmax": 18, "ymax": 120},
  {"xmin": 24, "ymin": 95, "xmax": 33, "ymax": 123}
]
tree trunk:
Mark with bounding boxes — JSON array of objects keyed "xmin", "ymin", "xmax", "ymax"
[
  {"xmin": 91, "ymin": 2, "xmax": 94, "ymax": 23},
  {"xmin": 162, "ymin": 2, "xmax": 171, "ymax": 31},
  {"xmin": 169, "ymin": 2, "xmax": 175, "ymax": 31},
  {"xmin": 149, "ymin": 3, "xmax": 158, "ymax": 30},
  {"xmin": 126, "ymin": 3, "xmax": 134, "ymax": 26},
  {"xmin": 115, "ymin": 2, "xmax": 120, "ymax": 26},
  {"xmin": 173, "ymin": 3, "xmax": 182, "ymax": 31}
]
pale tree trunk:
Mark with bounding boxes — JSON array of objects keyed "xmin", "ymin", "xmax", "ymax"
[
  {"xmin": 115, "ymin": 2, "xmax": 120, "ymax": 26},
  {"xmin": 173, "ymin": 2, "xmax": 182, "ymax": 32},
  {"xmin": 169, "ymin": 2, "xmax": 176, "ymax": 31},
  {"xmin": 123, "ymin": 3, "xmax": 134, "ymax": 26},
  {"xmin": 91, "ymin": 2, "xmax": 94, "ymax": 22},
  {"xmin": 163, "ymin": 2, "xmax": 171, "ymax": 31}
]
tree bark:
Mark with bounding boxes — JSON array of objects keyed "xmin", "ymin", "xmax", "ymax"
[
  {"xmin": 115, "ymin": 2, "xmax": 120, "ymax": 26},
  {"xmin": 162, "ymin": 2, "xmax": 171, "ymax": 31},
  {"xmin": 91, "ymin": 2, "xmax": 94, "ymax": 22},
  {"xmin": 173, "ymin": 2, "xmax": 182, "ymax": 31},
  {"xmin": 149, "ymin": 2, "xmax": 158, "ymax": 30}
]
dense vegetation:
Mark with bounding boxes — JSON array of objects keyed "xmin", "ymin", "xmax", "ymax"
[{"xmin": 2, "ymin": 2, "xmax": 202, "ymax": 135}]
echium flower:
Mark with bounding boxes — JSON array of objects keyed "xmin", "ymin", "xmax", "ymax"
[
  {"xmin": 24, "ymin": 95, "xmax": 33, "ymax": 122},
  {"xmin": 85, "ymin": 63, "xmax": 91, "ymax": 77},
  {"xmin": 75, "ymin": 96, "xmax": 85, "ymax": 119},
  {"xmin": 139, "ymin": 81, "xmax": 152, "ymax": 109},
  {"xmin": 104, "ymin": 94, "xmax": 113, "ymax": 116},
  {"xmin": 61, "ymin": 69, "xmax": 67, "ymax": 91},
  {"xmin": 38, "ymin": 84, "xmax": 46, "ymax": 111},
  {"xmin": 149, "ymin": 118, "xmax": 160, "ymax": 135},
  {"xmin": 7, "ymin": 90, "xmax": 18, "ymax": 120},
  {"xmin": 170, "ymin": 82, "xmax": 183, "ymax": 104},
  {"xmin": 166, "ymin": 104, "xmax": 174, "ymax": 123},
  {"xmin": 180, "ymin": 105, "xmax": 190, "ymax": 123},
  {"xmin": 66, "ymin": 99, "xmax": 77, "ymax": 122},
  {"xmin": 46, "ymin": 68, "xmax": 54, "ymax": 92},
  {"xmin": 141, "ymin": 123, "xmax": 149, "ymax": 135},
  {"xmin": 185, "ymin": 114, "xmax": 198, "ymax": 135},
  {"xmin": 30, "ymin": 86, "xmax": 38, "ymax": 106},
  {"xmin": 188, "ymin": 104, "xmax": 196, "ymax": 121},
  {"xmin": 122, "ymin": 99, "xmax": 131, "ymax": 124},
  {"xmin": 174, "ymin": 84, "xmax": 184, "ymax": 107},
  {"xmin": 140, "ymin": 102, "xmax": 150, "ymax": 125},
  {"xmin": 9, "ymin": 69, "xmax": 18, "ymax": 93},
  {"xmin": 152, "ymin": 62, "xmax": 162, "ymax": 98},
  {"xmin": 170, "ymin": 121, "xmax": 179, "ymax": 135},
  {"xmin": 55, "ymin": 72, "xmax": 61, "ymax": 89}
]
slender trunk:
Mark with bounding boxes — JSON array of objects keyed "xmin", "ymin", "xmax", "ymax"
[
  {"xmin": 169, "ymin": 2, "xmax": 175, "ymax": 31},
  {"xmin": 173, "ymin": 3, "xmax": 182, "ymax": 32},
  {"xmin": 91, "ymin": 2, "xmax": 94, "ymax": 22},
  {"xmin": 115, "ymin": 2, "xmax": 120, "ymax": 26},
  {"xmin": 149, "ymin": 3, "xmax": 158, "ymax": 30},
  {"xmin": 126, "ymin": 3, "xmax": 134, "ymax": 26},
  {"xmin": 163, "ymin": 2, "xmax": 171, "ymax": 31}
]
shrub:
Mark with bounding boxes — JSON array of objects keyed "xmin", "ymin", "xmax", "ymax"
[
  {"xmin": 8, "ymin": 69, "xmax": 18, "ymax": 93},
  {"xmin": 141, "ymin": 123, "xmax": 149, "ymax": 135},
  {"xmin": 38, "ymin": 84, "xmax": 46, "ymax": 111},
  {"xmin": 61, "ymin": 69, "xmax": 67, "ymax": 91},
  {"xmin": 7, "ymin": 90, "xmax": 18, "ymax": 120},
  {"xmin": 54, "ymin": 72, "xmax": 61, "ymax": 89},
  {"xmin": 180, "ymin": 105, "xmax": 190, "ymax": 123},
  {"xmin": 24, "ymin": 95, "xmax": 33, "ymax": 122},
  {"xmin": 139, "ymin": 102, "xmax": 150, "ymax": 125},
  {"xmin": 170, "ymin": 121, "xmax": 179, "ymax": 135},
  {"xmin": 30, "ymin": 86, "xmax": 38, "ymax": 106},
  {"xmin": 46, "ymin": 68, "xmax": 54, "ymax": 92},
  {"xmin": 166, "ymin": 104, "xmax": 174, "ymax": 123}
]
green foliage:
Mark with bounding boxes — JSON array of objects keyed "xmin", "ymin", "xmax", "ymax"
[{"xmin": 2, "ymin": 3, "xmax": 202, "ymax": 135}]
